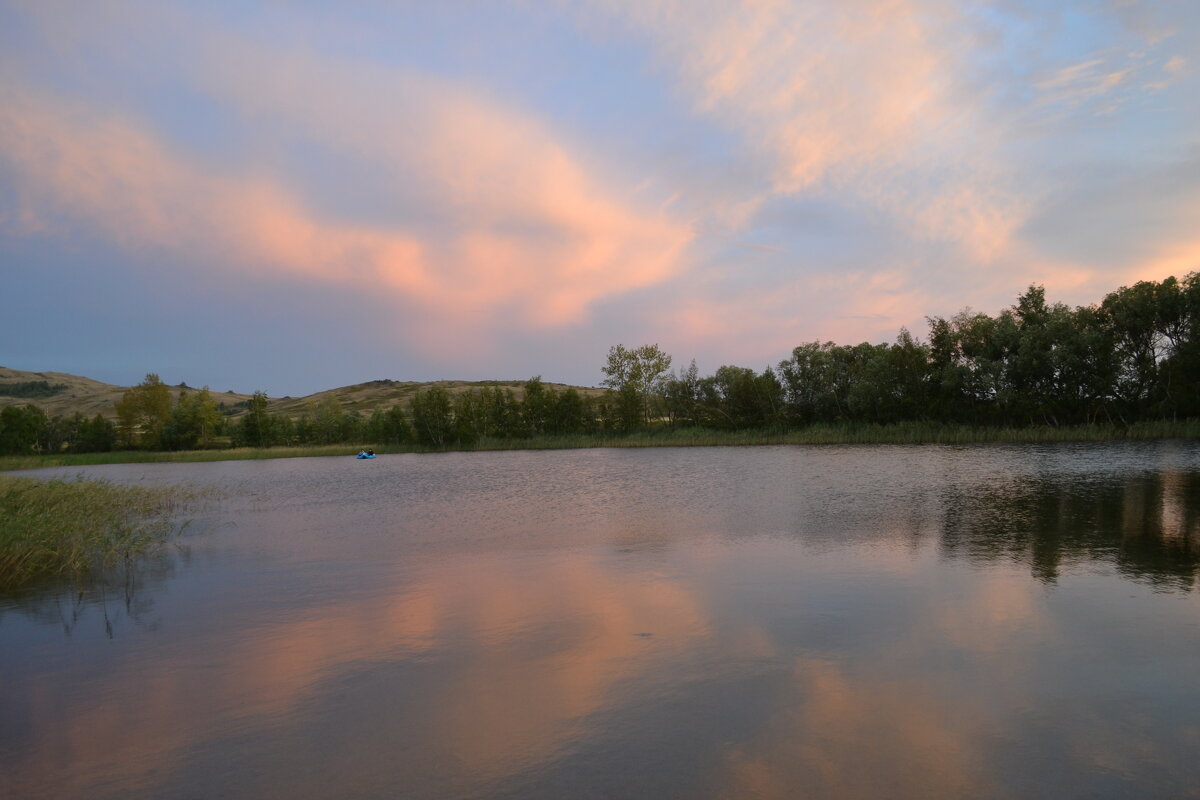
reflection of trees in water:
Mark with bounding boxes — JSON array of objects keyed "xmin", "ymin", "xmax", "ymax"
[
  {"xmin": 941, "ymin": 471, "xmax": 1200, "ymax": 588},
  {"xmin": 0, "ymin": 544, "xmax": 190, "ymax": 637}
]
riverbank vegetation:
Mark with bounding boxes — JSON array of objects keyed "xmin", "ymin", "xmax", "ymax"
[
  {"xmin": 0, "ymin": 476, "xmax": 208, "ymax": 593},
  {"xmin": 2, "ymin": 420, "xmax": 1197, "ymax": 471},
  {"xmin": 1, "ymin": 274, "xmax": 1198, "ymax": 463}
]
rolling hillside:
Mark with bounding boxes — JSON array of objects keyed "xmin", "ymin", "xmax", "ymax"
[
  {"xmin": 0, "ymin": 367, "xmax": 604, "ymax": 421},
  {"xmin": 263, "ymin": 379, "xmax": 606, "ymax": 421}
]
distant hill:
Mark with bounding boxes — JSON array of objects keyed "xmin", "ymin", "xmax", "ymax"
[
  {"xmin": 264, "ymin": 379, "xmax": 606, "ymax": 421},
  {"xmin": 0, "ymin": 367, "xmax": 604, "ymax": 421},
  {"xmin": 0, "ymin": 366, "xmax": 258, "ymax": 419}
]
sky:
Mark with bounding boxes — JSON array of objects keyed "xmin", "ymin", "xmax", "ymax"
[{"xmin": 2, "ymin": 0, "xmax": 1198, "ymax": 396}]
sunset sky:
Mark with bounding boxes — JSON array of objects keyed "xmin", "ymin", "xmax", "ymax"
[{"xmin": 3, "ymin": 1, "xmax": 1198, "ymax": 395}]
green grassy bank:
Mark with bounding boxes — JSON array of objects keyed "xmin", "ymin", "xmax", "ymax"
[
  {"xmin": 1, "ymin": 420, "xmax": 1197, "ymax": 472},
  {"xmin": 0, "ymin": 444, "xmax": 372, "ymax": 471},
  {"xmin": 0, "ymin": 476, "xmax": 209, "ymax": 593},
  {"xmin": 468, "ymin": 420, "xmax": 1200, "ymax": 449}
]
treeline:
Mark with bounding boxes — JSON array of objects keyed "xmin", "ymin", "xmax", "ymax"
[
  {"xmin": 627, "ymin": 275, "xmax": 1200, "ymax": 431},
  {"xmin": 0, "ymin": 377, "xmax": 259, "ymax": 455},
  {"xmin": 0, "ymin": 380, "xmax": 67, "ymax": 398},
  {"xmin": 0, "ymin": 376, "xmax": 605, "ymax": 454},
  {"xmin": 0, "ymin": 406, "xmax": 117, "ymax": 455},
  {"xmin": 1, "ymin": 274, "xmax": 1197, "ymax": 456},
  {"xmin": 765, "ymin": 275, "xmax": 1200, "ymax": 427},
  {"xmin": 232, "ymin": 379, "xmax": 600, "ymax": 448},
  {"xmin": 184, "ymin": 272, "xmax": 1200, "ymax": 446}
]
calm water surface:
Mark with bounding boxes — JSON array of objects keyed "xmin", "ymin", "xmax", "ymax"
[{"xmin": 3, "ymin": 442, "xmax": 1200, "ymax": 799}]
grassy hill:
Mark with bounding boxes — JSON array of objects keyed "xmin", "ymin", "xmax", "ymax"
[
  {"xmin": 0, "ymin": 366, "xmax": 257, "ymax": 419},
  {"xmin": 264, "ymin": 379, "xmax": 606, "ymax": 421},
  {"xmin": 0, "ymin": 367, "xmax": 604, "ymax": 421}
]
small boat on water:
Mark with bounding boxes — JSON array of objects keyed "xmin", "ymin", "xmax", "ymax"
[{"xmin": 357, "ymin": 451, "xmax": 376, "ymax": 459}]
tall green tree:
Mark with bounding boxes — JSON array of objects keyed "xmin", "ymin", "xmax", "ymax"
[
  {"xmin": 78, "ymin": 413, "xmax": 117, "ymax": 452},
  {"xmin": 0, "ymin": 404, "xmax": 48, "ymax": 455},
  {"xmin": 452, "ymin": 391, "xmax": 481, "ymax": 445},
  {"xmin": 520, "ymin": 377, "xmax": 555, "ymax": 436},
  {"xmin": 410, "ymin": 387, "xmax": 454, "ymax": 446},
  {"xmin": 313, "ymin": 395, "xmax": 345, "ymax": 444},
  {"xmin": 551, "ymin": 386, "xmax": 586, "ymax": 434},
  {"xmin": 697, "ymin": 366, "xmax": 784, "ymax": 429},
  {"xmin": 663, "ymin": 360, "xmax": 702, "ymax": 427},
  {"xmin": 237, "ymin": 391, "xmax": 274, "ymax": 447},
  {"xmin": 478, "ymin": 385, "xmax": 521, "ymax": 438},
  {"xmin": 115, "ymin": 373, "xmax": 172, "ymax": 449},
  {"xmin": 163, "ymin": 387, "xmax": 222, "ymax": 450},
  {"xmin": 1166, "ymin": 272, "xmax": 1200, "ymax": 417},
  {"xmin": 367, "ymin": 405, "xmax": 412, "ymax": 445},
  {"xmin": 600, "ymin": 344, "xmax": 672, "ymax": 427},
  {"xmin": 777, "ymin": 342, "xmax": 861, "ymax": 422}
]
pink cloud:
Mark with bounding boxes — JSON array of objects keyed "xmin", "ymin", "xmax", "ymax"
[
  {"xmin": 0, "ymin": 79, "xmax": 692, "ymax": 341},
  {"xmin": 581, "ymin": 0, "xmax": 1030, "ymax": 260},
  {"xmin": 590, "ymin": 0, "xmax": 952, "ymax": 188}
]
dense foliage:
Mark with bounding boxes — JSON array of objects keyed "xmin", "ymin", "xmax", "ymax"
[
  {"xmin": 1, "ymin": 275, "xmax": 1197, "ymax": 455},
  {"xmin": 0, "ymin": 380, "xmax": 67, "ymax": 398}
]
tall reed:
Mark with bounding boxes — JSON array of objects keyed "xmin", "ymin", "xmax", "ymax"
[{"xmin": 0, "ymin": 476, "xmax": 208, "ymax": 593}]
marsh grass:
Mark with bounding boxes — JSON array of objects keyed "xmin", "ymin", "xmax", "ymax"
[{"xmin": 0, "ymin": 476, "xmax": 210, "ymax": 593}]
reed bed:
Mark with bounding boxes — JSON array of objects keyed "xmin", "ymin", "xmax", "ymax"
[{"xmin": 0, "ymin": 476, "xmax": 209, "ymax": 593}]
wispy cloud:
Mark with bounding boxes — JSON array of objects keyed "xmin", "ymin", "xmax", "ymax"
[
  {"xmin": 576, "ymin": 0, "xmax": 1033, "ymax": 262},
  {"xmin": 1031, "ymin": 53, "xmax": 1142, "ymax": 114},
  {"xmin": 587, "ymin": 0, "xmax": 953, "ymax": 189},
  {"xmin": 2, "ymin": 0, "xmax": 1199, "ymax": 388},
  {"xmin": 0, "ymin": 70, "xmax": 692, "ymax": 341}
]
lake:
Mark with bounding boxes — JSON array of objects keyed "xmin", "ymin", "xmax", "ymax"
[{"xmin": 2, "ymin": 442, "xmax": 1199, "ymax": 799}]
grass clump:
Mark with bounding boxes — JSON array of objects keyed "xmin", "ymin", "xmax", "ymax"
[{"xmin": 0, "ymin": 476, "xmax": 208, "ymax": 593}]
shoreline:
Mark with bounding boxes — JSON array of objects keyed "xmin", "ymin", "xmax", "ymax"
[{"xmin": 2, "ymin": 420, "xmax": 1197, "ymax": 470}]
